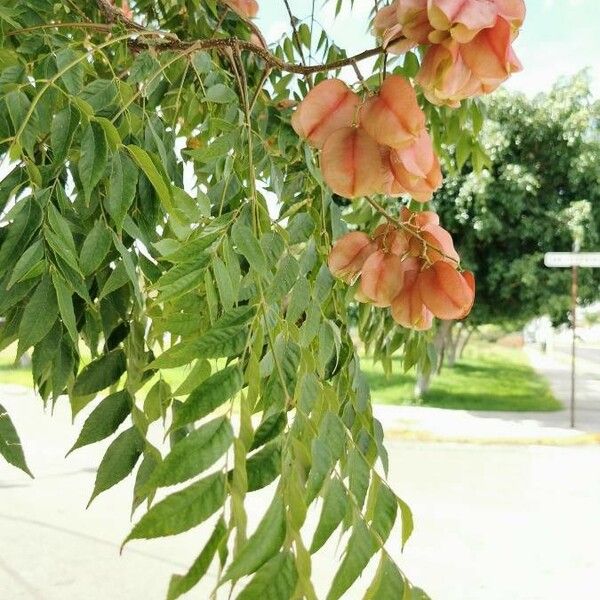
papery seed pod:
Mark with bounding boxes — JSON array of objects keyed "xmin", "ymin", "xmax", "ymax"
[
  {"xmin": 223, "ymin": 0, "xmax": 259, "ymax": 18},
  {"xmin": 401, "ymin": 207, "xmax": 441, "ymax": 228},
  {"xmin": 360, "ymin": 250, "xmax": 409, "ymax": 308},
  {"xmin": 396, "ymin": 0, "xmax": 432, "ymax": 44},
  {"xmin": 374, "ymin": 2, "xmax": 417, "ymax": 54},
  {"xmin": 359, "ymin": 75, "xmax": 426, "ymax": 149},
  {"xmin": 328, "ymin": 231, "xmax": 377, "ymax": 282},
  {"xmin": 321, "ymin": 127, "xmax": 385, "ymax": 198},
  {"xmin": 380, "ymin": 147, "xmax": 407, "ymax": 197},
  {"xmin": 416, "ymin": 41, "xmax": 479, "ymax": 107},
  {"xmin": 390, "ymin": 131, "xmax": 443, "ymax": 202},
  {"xmin": 291, "ymin": 79, "xmax": 361, "ymax": 149},
  {"xmin": 372, "ymin": 223, "xmax": 410, "ymax": 256},
  {"xmin": 460, "ymin": 17, "xmax": 522, "ymax": 85},
  {"xmin": 495, "ymin": 0, "xmax": 526, "ymax": 30},
  {"xmin": 408, "ymin": 222, "xmax": 460, "ymax": 264},
  {"xmin": 391, "ymin": 266, "xmax": 433, "ymax": 330},
  {"xmin": 418, "ymin": 261, "xmax": 475, "ymax": 320},
  {"xmin": 427, "ymin": 0, "xmax": 498, "ymax": 44}
]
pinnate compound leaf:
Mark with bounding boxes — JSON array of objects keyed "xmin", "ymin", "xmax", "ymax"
[
  {"xmin": 310, "ymin": 478, "xmax": 348, "ymax": 554},
  {"xmin": 124, "ymin": 472, "xmax": 225, "ymax": 545},
  {"xmin": 149, "ymin": 417, "xmax": 233, "ymax": 488},
  {"xmin": 88, "ymin": 427, "xmax": 143, "ymax": 506},
  {"xmin": 167, "ymin": 518, "xmax": 227, "ymax": 600},
  {"xmin": 364, "ymin": 554, "xmax": 406, "ymax": 600},
  {"xmin": 326, "ymin": 519, "xmax": 378, "ymax": 600},
  {"xmin": 237, "ymin": 552, "xmax": 299, "ymax": 600},
  {"xmin": 73, "ymin": 349, "xmax": 127, "ymax": 396},
  {"xmin": 0, "ymin": 404, "xmax": 32, "ymax": 477},
  {"xmin": 223, "ymin": 496, "xmax": 286, "ymax": 581},
  {"xmin": 172, "ymin": 366, "xmax": 243, "ymax": 431},
  {"xmin": 67, "ymin": 390, "xmax": 131, "ymax": 455}
]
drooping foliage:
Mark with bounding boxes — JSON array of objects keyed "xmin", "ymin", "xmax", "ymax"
[{"xmin": 0, "ymin": 0, "xmax": 526, "ymax": 597}]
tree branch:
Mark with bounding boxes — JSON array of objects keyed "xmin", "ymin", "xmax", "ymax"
[{"xmin": 8, "ymin": 20, "xmax": 386, "ymax": 76}]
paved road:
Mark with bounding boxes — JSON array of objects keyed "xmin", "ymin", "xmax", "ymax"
[
  {"xmin": 553, "ymin": 343, "xmax": 600, "ymax": 367},
  {"xmin": 2, "ymin": 386, "xmax": 600, "ymax": 600}
]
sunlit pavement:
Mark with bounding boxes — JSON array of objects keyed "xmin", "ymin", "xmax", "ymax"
[{"xmin": 2, "ymin": 384, "xmax": 600, "ymax": 600}]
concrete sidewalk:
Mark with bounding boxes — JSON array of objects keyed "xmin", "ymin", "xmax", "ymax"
[
  {"xmin": 2, "ymin": 386, "xmax": 600, "ymax": 600},
  {"xmin": 373, "ymin": 345, "xmax": 600, "ymax": 445}
]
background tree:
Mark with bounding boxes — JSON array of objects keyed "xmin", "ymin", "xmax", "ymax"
[
  {"xmin": 0, "ymin": 0, "xmax": 524, "ymax": 597},
  {"xmin": 431, "ymin": 75, "xmax": 600, "ymax": 369}
]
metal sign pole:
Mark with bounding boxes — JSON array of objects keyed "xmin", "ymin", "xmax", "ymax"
[
  {"xmin": 570, "ymin": 265, "xmax": 578, "ymax": 429},
  {"xmin": 544, "ymin": 251, "xmax": 600, "ymax": 429}
]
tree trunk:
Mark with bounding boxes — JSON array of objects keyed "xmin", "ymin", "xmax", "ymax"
[
  {"xmin": 458, "ymin": 326, "xmax": 476, "ymax": 359},
  {"xmin": 415, "ymin": 321, "xmax": 453, "ymax": 399},
  {"xmin": 445, "ymin": 322, "xmax": 462, "ymax": 368}
]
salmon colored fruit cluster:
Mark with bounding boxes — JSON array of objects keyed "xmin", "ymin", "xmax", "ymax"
[
  {"xmin": 292, "ymin": 76, "xmax": 442, "ymax": 201},
  {"xmin": 328, "ymin": 208, "xmax": 475, "ymax": 330},
  {"xmin": 223, "ymin": 0, "xmax": 259, "ymax": 19},
  {"xmin": 374, "ymin": 0, "xmax": 525, "ymax": 106}
]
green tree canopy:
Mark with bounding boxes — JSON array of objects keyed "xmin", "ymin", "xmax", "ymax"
[{"xmin": 436, "ymin": 75, "xmax": 600, "ymax": 328}]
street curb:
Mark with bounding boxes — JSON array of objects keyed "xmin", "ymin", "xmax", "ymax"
[{"xmin": 383, "ymin": 429, "xmax": 600, "ymax": 446}]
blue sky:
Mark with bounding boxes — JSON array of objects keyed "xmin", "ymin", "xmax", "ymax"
[{"xmin": 254, "ymin": 0, "xmax": 600, "ymax": 96}]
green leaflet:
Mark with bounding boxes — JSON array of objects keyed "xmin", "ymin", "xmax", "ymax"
[
  {"xmin": 326, "ymin": 519, "xmax": 378, "ymax": 600},
  {"xmin": 55, "ymin": 47, "xmax": 84, "ymax": 94},
  {"xmin": 7, "ymin": 240, "xmax": 43, "ymax": 289},
  {"xmin": 106, "ymin": 151, "xmax": 138, "ymax": 232},
  {"xmin": 310, "ymin": 478, "xmax": 348, "ymax": 554},
  {"xmin": 0, "ymin": 404, "xmax": 32, "ymax": 477},
  {"xmin": 245, "ymin": 439, "xmax": 282, "ymax": 492},
  {"xmin": 154, "ymin": 256, "xmax": 210, "ymax": 302},
  {"xmin": 368, "ymin": 479, "xmax": 398, "ymax": 545},
  {"xmin": 237, "ymin": 552, "xmax": 299, "ymax": 600},
  {"xmin": 51, "ymin": 104, "xmax": 80, "ymax": 164},
  {"xmin": 171, "ymin": 365, "xmax": 243, "ymax": 430},
  {"xmin": 364, "ymin": 554, "xmax": 406, "ymax": 600},
  {"xmin": 72, "ymin": 349, "xmax": 127, "ymax": 396},
  {"xmin": 149, "ymin": 327, "xmax": 247, "ymax": 369},
  {"xmin": 126, "ymin": 145, "xmax": 174, "ymax": 214},
  {"xmin": 265, "ymin": 255, "xmax": 299, "ymax": 304},
  {"xmin": 79, "ymin": 121, "xmax": 108, "ymax": 202},
  {"xmin": 51, "ymin": 272, "xmax": 78, "ymax": 346},
  {"xmin": 79, "ymin": 221, "xmax": 112, "ymax": 276},
  {"xmin": 67, "ymin": 390, "xmax": 132, "ymax": 454},
  {"xmin": 231, "ymin": 221, "xmax": 267, "ymax": 275},
  {"xmin": 250, "ymin": 412, "xmax": 286, "ymax": 451},
  {"xmin": 223, "ymin": 496, "xmax": 286, "ymax": 581},
  {"xmin": 399, "ymin": 496, "xmax": 414, "ymax": 550},
  {"xmin": 88, "ymin": 427, "xmax": 144, "ymax": 506},
  {"xmin": 205, "ymin": 83, "xmax": 238, "ymax": 104},
  {"xmin": 124, "ymin": 472, "xmax": 226, "ymax": 545},
  {"xmin": 148, "ymin": 417, "xmax": 233, "ymax": 488},
  {"xmin": 167, "ymin": 518, "xmax": 227, "ymax": 600},
  {"xmin": 17, "ymin": 276, "xmax": 58, "ymax": 358}
]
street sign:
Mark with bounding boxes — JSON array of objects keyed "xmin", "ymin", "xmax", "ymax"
[
  {"xmin": 544, "ymin": 252, "xmax": 600, "ymax": 268},
  {"xmin": 544, "ymin": 251, "xmax": 600, "ymax": 428}
]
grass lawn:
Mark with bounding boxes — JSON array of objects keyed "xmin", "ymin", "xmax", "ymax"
[
  {"xmin": 1, "ymin": 341, "xmax": 561, "ymax": 413},
  {"xmin": 362, "ymin": 342, "xmax": 562, "ymax": 412}
]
